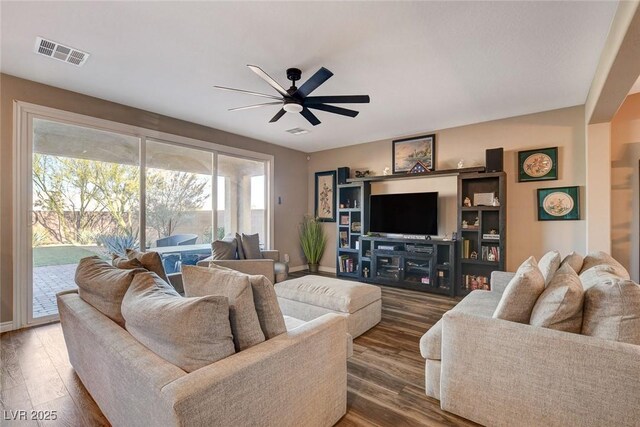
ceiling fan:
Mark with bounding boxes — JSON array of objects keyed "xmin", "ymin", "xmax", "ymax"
[{"xmin": 214, "ymin": 65, "xmax": 370, "ymax": 126}]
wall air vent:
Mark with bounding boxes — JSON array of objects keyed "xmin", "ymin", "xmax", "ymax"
[
  {"xmin": 286, "ymin": 127, "xmax": 309, "ymax": 135},
  {"xmin": 34, "ymin": 37, "xmax": 90, "ymax": 66}
]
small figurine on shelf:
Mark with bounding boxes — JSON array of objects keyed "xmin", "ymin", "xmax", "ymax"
[
  {"xmin": 462, "ymin": 220, "xmax": 469, "ymax": 229},
  {"xmin": 363, "ymin": 267, "xmax": 369, "ymax": 278},
  {"xmin": 354, "ymin": 199, "xmax": 359, "ymax": 208},
  {"xmin": 489, "ymin": 228, "xmax": 498, "ymax": 235},
  {"xmin": 470, "ymin": 251, "xmax": 478, "ymax": 260},
  {"xmin": 345, "ymin": 199, "xmax": 350, "ymax": 208},
  {"xmin": 457, "ymin": 159, "xmax": 465, "ymax": 169},
  {"xmin": 474, "ymin": 217, "xmax": 480, "ymax": 227},
  {"xmin": 487, "ymin": 252, "xmax": 496, "ymax": 262},
  {"xmin": 383, "ymin": 167, "xmax": 391, "ymax": 176},
  {"xmin": 463, "ymin": 197, "xmax": 472, "ymax": 207},
  {"xmin": 492, "ymin": 196, "xmax": 500, "ymax": 207}
]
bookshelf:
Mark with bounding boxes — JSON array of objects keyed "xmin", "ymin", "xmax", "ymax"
[
  {"xmin": 457, "ymin": 172, "xmax": 506, "ymax": 296},
  {"xmin": 336, "ymin": 182, "xmax": 370, "ymax": 278}
]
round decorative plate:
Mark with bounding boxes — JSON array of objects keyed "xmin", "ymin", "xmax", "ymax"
[
  {"xmin": 543, "ymin": 192, "xmax": 574, "ymax": 217},
  {"xmin": 523, "ymin": 153, "xmax": 553, "ymax": 178}
]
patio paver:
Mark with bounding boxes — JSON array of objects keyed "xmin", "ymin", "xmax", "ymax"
[{"xmin": 33, "ymin": 263, "xmax": 78, "ymax": 318}]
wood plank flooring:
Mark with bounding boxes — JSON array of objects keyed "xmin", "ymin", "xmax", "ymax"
[{"xmin": 1, "ymin": 274, "xmax": 476, "ymax": 426}]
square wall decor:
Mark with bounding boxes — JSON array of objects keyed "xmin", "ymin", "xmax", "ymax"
[
  {"xmin": 518, "ymin": 147, "xmax": 558, "ymax": 182},
  {"xmin": 537, "ymin": 186, "xmax": 580, "ymax": 221}
]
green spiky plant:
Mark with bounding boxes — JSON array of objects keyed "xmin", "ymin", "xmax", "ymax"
[{"xmin": 299, "ymin": 216, "xmax": 327, "ymax": 272}]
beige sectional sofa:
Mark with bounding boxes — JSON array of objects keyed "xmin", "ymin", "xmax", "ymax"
[{"xmin": 421, "ymin": 266, "xmax": 640, "ymax": 426}]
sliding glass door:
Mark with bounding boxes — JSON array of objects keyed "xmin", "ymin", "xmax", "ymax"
[
  {"xmin": 17, "ymin": 106, "xmax": 272, "ymax": 327},
  {"xmin": 31, "ymin": 118, "xmax": 140, "ymax": 322}
]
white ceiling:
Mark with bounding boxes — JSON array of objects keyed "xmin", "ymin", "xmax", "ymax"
[{"xmin": 1, "ymin": 1, "xmax": 618, "ymax": 153}]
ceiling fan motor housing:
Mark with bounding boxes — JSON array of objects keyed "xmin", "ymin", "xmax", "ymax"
[{"xmin": 286, "ymin": 68, "xmax": 302, "ymax": 83}]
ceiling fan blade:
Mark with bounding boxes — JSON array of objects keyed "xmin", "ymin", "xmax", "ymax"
[
  {"xmin": 300, "ymin": 107, "xmax": 321, "ymax": 126},
  {"xmin": 296, "ymin": 67, "xmax": 334, "ymax": 98},
  {"xmin": 304, "ymin": 95, "xmax": 370, "ymax": 104},
  {"xmin": 269, "ymin": 108, "xmax": 287, "ymax": 123},
  {"xmin": 213, "ymin": 85, "xmax": 282, "ymax": 100},
  {"xmin": 229, "ymin": 102, "xmax": 282, "ymax": 111},
  {"xmin": 307, "ymin": 104, "xmax": 359, "ymax": 118},
  {"xmin": 247, "ymin": 65, "xmax": 289, "ymax": 97}
]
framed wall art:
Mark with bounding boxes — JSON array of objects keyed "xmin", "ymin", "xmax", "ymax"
[
  {"xmin": 314, "ymin": 170, "xmax": 336, "ymax": 222},
  {"xmin": 392, "ymin": 134, "xmax": 436, "ymax": 174},
  {"xmin": 518, "ymin": 147, "xmax": 558, "ymax": 182},
  {"xmin": 537, "ymin": 186, "xmax": 580, "ymax": 221}
]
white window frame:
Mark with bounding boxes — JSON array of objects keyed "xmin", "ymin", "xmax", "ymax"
[{"xmin": 12, "ymin": 101, "xmax": 274, "ymax": 330}]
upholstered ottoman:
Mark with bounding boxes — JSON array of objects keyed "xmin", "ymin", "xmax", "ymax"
[{"xmin": 275, "ymin": 275, "xmax": 381, "ymax": 338}]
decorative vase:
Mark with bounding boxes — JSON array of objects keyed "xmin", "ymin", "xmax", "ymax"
[{"xmin": 308, "ymin": 263, "xmax": 319, "ymax": 273}]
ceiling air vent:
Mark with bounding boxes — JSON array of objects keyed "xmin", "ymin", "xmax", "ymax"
[
  {"xmin": 34, "ymin": 37, "xmax": 90, "ymax": 66},
  {"xmin": 286, "ymin": 127, "xmax": 309, "ymax": 135}
]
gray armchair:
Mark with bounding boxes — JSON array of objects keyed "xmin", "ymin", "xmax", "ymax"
[{"xmin": 197, "ymin": 250, "xmax": 289, "ymax": 284}]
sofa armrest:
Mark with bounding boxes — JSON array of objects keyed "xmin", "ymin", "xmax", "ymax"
[
  {"xmin": 261, "ymin": 250, "xmax": 280, "ymax": 262},
  {"xmin": 489, "ymin": 270, "xmax": 515, "ymax": 294},
  {"xmin": 161, "ymin": 314, "xmax": 347, "ymax": 427},
  {"xmin": 440, "ymin": 311, "xmax": 640, "ymax": 427},
  {"xmin": 207, "ymin": 259, "xmax": 275, "ymax": 284}
]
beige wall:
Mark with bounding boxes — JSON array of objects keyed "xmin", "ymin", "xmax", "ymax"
[
  {"xmin": 585, "ymin": 122, "xmax": 612, "ymax": 253},
  {"xmin": 611, "ymin": 92, "xmax": 640, "ymax": 281},
  {"xmin": 308, "ymin": 105, "xmax": 587, "ymax": 272},
  {"xmin": 0, "ymin": 73, "xmax": 308, "ymax": 323}
]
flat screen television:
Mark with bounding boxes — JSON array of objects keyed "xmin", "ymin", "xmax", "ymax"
[{"xmin": 369, "ymin": 192, "xmax": 438, "ymax": 235}]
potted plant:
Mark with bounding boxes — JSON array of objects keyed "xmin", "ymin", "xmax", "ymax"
[{"xmin": 299, "ymin": 216, "xmax": 327, "ymax": 273}]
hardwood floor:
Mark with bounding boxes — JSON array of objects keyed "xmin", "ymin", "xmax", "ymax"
[{"xmin": 1, "ymin": 276, "xmax": 476, "ymax": 426}]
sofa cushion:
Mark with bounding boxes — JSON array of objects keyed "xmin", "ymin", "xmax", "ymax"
[
  {"xmin": 75, "ymin": 256, "xmax": 146, "ymax": 327},
  {"xmin": 182, "ymin": 265, "xmax": 266, "ymax": 351},
  {"xmin": 211, "ymin": 238, "xmax": 237, "ymax": 260},
  {"xmin": 538, "ymin": 250, "xmax": 561, "ymax": 286},
  {"xmin": 126, "ymin": 248, "xmax": 170, "ymax": 283},
  {"xmin": 493, "ymin": 256, "xmax": 545, "ymax": 323},
  {"xmin": 581, "ymin": 278, "xmax": 640, "ymax": 345},
  {"xmin": 112, "ymin": 254, "xmax": 144, "ymax": 269},
  {"xmin": 580, "ymin": 251, "xmax": 630, "ymax": 279},
  {"xmin": 121, "ymin": 271, "xmax": 235, "ymax": 372},
  {"xmin": 241, "ymin": 233, "xmax": 263, "ymax": 259},
  {"xmin": 579, "ymin": 265, "xmax": 624, "ymax": 291},
  {"xmin": 529, "ymin": 263, "xmax": 584, "ymax": 333},
  {"xmin": 235, "ymin": 233, "xmax": 246, "ymax": 259},
  {"xmin": 560, "ymin": 251, "xmax": 584, "ymax": 274},
  {"xmin": 206, "ymin": 263, "xmax": 287, "ymax": 339},
  {"xmin": 275, "ymin": 275, "xmax": 381, "ymax": 314},
  {"xmin": 420, "ymin": 290, "xmax": 501, "ymax": 360}
]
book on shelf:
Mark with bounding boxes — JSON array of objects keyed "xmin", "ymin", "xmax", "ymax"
[
  {"xmin": 482, "ymin": 233, "xmax": 500, "ymax": 240},
  {"xmin": 461, "ymin": 274, "xmax": 490, "ymax": 291},
  {"xmin": 338, "ymin": 255, "xmax": 357, "ymax": 273},
  {"xmin": 462, "ymin": 239, "xmax": 472, "ymax": 258}
]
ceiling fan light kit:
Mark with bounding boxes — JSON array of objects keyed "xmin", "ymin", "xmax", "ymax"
[{"xmin": 214, "ymin": 65, "xmax": 370, "ymax": 126}]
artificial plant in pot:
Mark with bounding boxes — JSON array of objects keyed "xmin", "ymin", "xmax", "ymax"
[{"xmin": 299, "ymin": 216, "xmax": 327, "ymax": 273}]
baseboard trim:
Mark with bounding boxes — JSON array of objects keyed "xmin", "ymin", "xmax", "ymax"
[
  {"xmin": 288, "ymin": 265, "xmax": 306, "ymax": 273},
  {"xmin": 318, "ymin": 266, "xmax": 337, "ymax": 274},
  {"xmin": 1, "ymin": 321, "xmax": 15, "ymax": 333}
]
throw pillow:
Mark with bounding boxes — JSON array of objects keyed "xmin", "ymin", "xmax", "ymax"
[
  {"xmin": 112, "ymin": 254, "xmax": 144, "ymax": 269},
  {"xmin": 125, "ymin": 248, "xmax": 170, "ymax": 283},
  {"xmin": 538, "ymin": 250, "xmax": 561, "ymax": 286},
  {"xmin": 122, "ymin": 272, "xmax": 235, "ymax": 372},
  {"xmin": 580, "ymin": 251, "xmax": 630, "ymax": 279},
  {"xmin": 75, "ymin": 256, "xmax": 146, "ymax": 326},
  {"xmin": 579, "ymin": 264, "xmax": 624, "ymax": 291},
  {"xmin": 211, "ymin": 238, "xmax": 237, "ymax": 260},
  {"xmin": 206, "ymin": 263, "xmax": 286, "ymax": 339},
  {"xmin": 235, "ymin": 233, "xmax": 246, "ymax": 259},
  {"xmin": 493, "ymin": 256, "xmax": 545, "ymax": 323},
  {"xmin": 241, "ymin": 233, "xmax": 263, "ymax": 259},
  {"xmin": 182, "ymin": 265, "xmax": 266, "ymax": 351},
  {"xmin": 581, "ymin": 278, "xmax": 640, "ymax": 345},
  {"xmin": 529, "ymin": 263, "xmax": 584, "ymax": 333},
  {"xmin": 560, "ymin": 251, "xmax": 584, "ymax": 274}
]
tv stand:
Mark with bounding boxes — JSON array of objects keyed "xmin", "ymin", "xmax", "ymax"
[{"xmin": 359, "ymin": 236, "xmax": 455, "ymax": 296}]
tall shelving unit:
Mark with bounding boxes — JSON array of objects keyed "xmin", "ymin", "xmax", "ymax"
[
  {"xmin": 336, "ymin": 181, "xmax": 370, "ymax": 278},
  {"xmin": 457, "ymin": 172, "xmax": 506, "ymax": 296}
]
